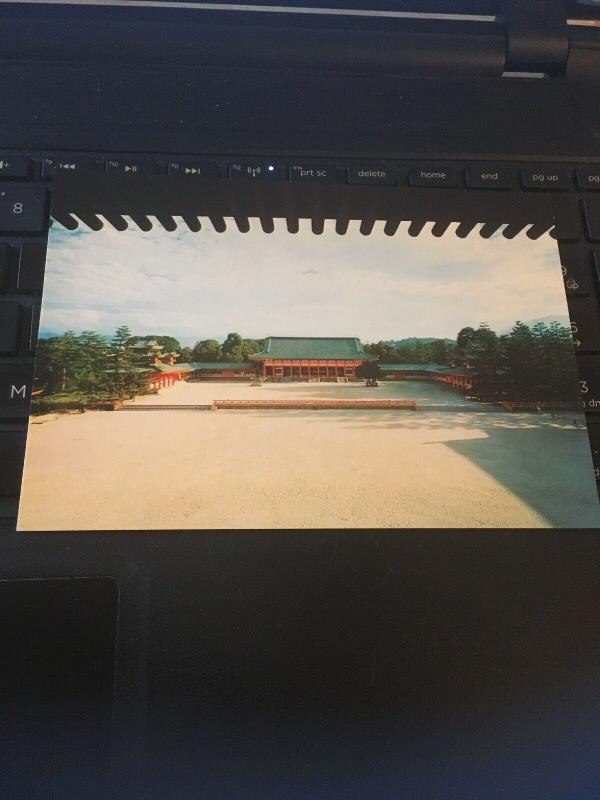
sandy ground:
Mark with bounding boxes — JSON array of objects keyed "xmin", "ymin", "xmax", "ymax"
[
  {"xmin": 128, "ymin": 378, "xmax": 488, "ymax": 407},
  {"xmin": 17, "ymin": 380, "xmax": 600, "ymax": 530}
]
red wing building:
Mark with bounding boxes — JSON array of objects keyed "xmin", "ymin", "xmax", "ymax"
[
  {"xmin": 250, "ymin": 337, "xmax": 373, "ymax": 381},
  {"xmin": 140, "ymin": 337, "xmax": 474, "ymax": 388},
  {"xmin": 378, "ymin": 363, "xmax": 473, "ymax": 391}
]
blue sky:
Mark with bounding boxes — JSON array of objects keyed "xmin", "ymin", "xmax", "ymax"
[{"xmin": 40, "ymin": 217, "xmax": 568, "ymax": 344}]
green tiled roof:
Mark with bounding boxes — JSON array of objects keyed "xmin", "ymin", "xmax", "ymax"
[
  {"xmin": 188, "ymin": 362, "xmax": 254, "ymax": 371},
  {"xmin": 378, "ymin": 363, "xmax": 450, "ymax": 372},
  {"xmin": 152, "ymin": 363, "xmax": 193, "ymax": 373},
  {"xmin": 441, "ymin": 366, "xmax": 472, "ymax": 375},
  {"xmin": 153, "ymin": 362, "xmax": 254, "ymax": 373},
  {"xmin": 252, "ymin": 337, "xmax": 371, "ymax": 361},
  {"xmin": 103, "ymin": 366, "xmax": 153, "ymax": 374},
  {"xmin": 379, "ymin": 363, "xmax": 469, "ymax": 375}
]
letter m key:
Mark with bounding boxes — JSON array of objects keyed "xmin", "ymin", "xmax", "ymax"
[{"xmin": 10, "ymin": 384, "xmax": 27, "ymax": 399}]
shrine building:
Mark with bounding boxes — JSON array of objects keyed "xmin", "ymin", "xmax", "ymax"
[
  {"xmin": 378, "ymin": 363, "xmax": 473, "ymax": 391},
  {"xmin": 132, "ymin": 336, "xmax": 473, "ymax": 388},
  {"xmin": 250, "ymin": 337, "xmax": 373, "ymax": 381}
]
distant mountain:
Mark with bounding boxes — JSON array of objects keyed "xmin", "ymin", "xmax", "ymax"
[
  {"xmin": 499, "ymin": 315, "xmax": 570, "ymax": 334},
  {"xmin": 383, "ymin": 320, "xmax": 571, "ymax": 343},
  {"xmin": 522, "ymin": 315, "xmax": 570, "ymax": 328},
  {"xmin": 178, "ymin": 334, "xmax": 264, "ymax": 347},
  {"xmin": 383, "ymin": 337, "xmax": 454, "ymax": 347},
  {"xmin": 38, "ymin": 329, "xmax": 63, "ymax": 340},
  {"xmin": 37, "ymin": 331, "xmax": 264, "ymax": 346}
]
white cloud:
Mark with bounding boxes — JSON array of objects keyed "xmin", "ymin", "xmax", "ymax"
[{"xmin": 40, "ymin": 217, "xmax": 568, "ymax": 343}]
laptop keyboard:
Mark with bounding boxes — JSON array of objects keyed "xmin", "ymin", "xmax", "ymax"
[{"xmin": 2, "ymin": 152, "xmax": 600, "ymax": 520}]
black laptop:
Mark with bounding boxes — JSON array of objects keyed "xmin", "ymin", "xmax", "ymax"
[{"xmin": 2, "ymin": 2, "xmax": 600, "ymax": 797}]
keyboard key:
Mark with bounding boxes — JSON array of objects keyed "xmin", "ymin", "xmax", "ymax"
[
  {"xmin": 42, "ymin": 156, "xmax": 101, "ymax": 179},
  {"xmin": 583, "ymin": 200, "xmax": 600, "ymax": 242},
  {"xmin": 41, "ymin": 158, "xmax": 55, "ymax": 179},
  {"xmin": 551, "ymin": 198, "xmax": 581, "ymax": 241},
  {"xmin": 588, "ymin": 421, "xmax": 600, "ymax": 477},
  {"xmin": 0, "ymin": 156, "xmax": 30, "ymax": 179},
  {"xmin": 409, "ymin": 167, "xmax": 457, "ymax": 188},
  {"xmin": 229, "ymin": 162, "xmax": 282, "ymax": 180},
  {"xmin": 577, "ymin": 168, "xmax": 600, "ymax": 191},
  {"xmin": 25, "ymin": 304, "xmax": 40, "ymax": 353},
  {"xmin": 465, "ymin": 167, "xmax": 513, "ymax": 189},
  {"xmin": 592, "ymin": 250, "xmax": 600, "ymax": 289},
  {"xmin": 0, "ymin": 495, "xmax": 18, "ymax": 519},
  {"xmin": 0, "ymin": 427, "xmax": 27, "ymax": 495},
  {"xmin": 290, "ymin": 164, "xmax": 337, "ymax": 182},
  {"xmin": 0, "ymin": 302, "xmax": 20, "ymax": 353},
  {"xmin": 579, "ymin": 356, "xmax": 600, "ymax": 411},
  {"xmin": 106, "ymin": 158, "xmax": 156, "ymax": 175},
  {"xmin": 0, "ymin": 186, "xmax": 49, "ymax": 233},
  {"xmin": 0, "ymin": 364, "xmax": 33, "ymax": 419},
  {"xmin": 521, "ymin": 168, "xmax": 571, "ymax": 190},
  {"xmin": 347, "ymin": 166, "xmax": 395, "ymax": 185},
  {"xmin": 560, "ymin": 248, "xmax": 592, "ymax": 295},
  {"xmin": 564, "ymin": 269, "xmax": 589, "ymax": 296},
  {"xmin": 17, "ymin": 242, "xmax": 47, "ymax": 293},
  {"xmin": 0, "ymin": 244, "xmax": 11, "ymax": 292},
  {"xmin": 167, "ymin": 160, "xmax": 219, "ymax": 178},
  {"xmin": 570, "ymin": 301, "xmax": 600, "ymax": 352}
]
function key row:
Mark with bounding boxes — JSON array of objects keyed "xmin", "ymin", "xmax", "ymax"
[{"xmin": 2, "ymin": 155, "xmax": 600, "ymax": 191}]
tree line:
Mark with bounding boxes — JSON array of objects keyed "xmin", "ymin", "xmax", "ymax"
[
  {"xmin": 184, "ymin": 333, "xmax": 262, "ymax": 363},
  {"xmin": 365, "ymin": 321, "xmax": 578, "ymax": 400},
  {"xmin": 364, "ymin": 337, "xmax": 454, "ymax": 365},
  {"xmin": 34, "ymin": 328, "xmax": 264, "ymax": 402},
  {"xmin": 34, "ymin": 321, "xmax": 577, "ymax": 405},
  {"xmin": 122, "ymin": 332, "xmax": 263, "ymax": 363},
  {"xmin": 35, "ymin": 325, "xmax": 153, "ymax": 400}
]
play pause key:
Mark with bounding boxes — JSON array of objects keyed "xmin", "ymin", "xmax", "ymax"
[{"xmin": 106, "ymin": 159, "xmax": 156, "ymax": 175}]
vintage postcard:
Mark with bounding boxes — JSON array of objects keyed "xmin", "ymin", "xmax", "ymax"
[{"xmin": 17, "ymin": 218, "xmax": 600, "ymax": 529}]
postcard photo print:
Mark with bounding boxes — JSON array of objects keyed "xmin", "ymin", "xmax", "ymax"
[{"xmin": 17, "ymin": 217, "xmax": 600, "ymax": 530}]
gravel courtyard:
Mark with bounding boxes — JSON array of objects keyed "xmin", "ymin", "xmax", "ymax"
[{"xmin": 18, "ymin": 380, "xmax": 600, "ymax": 530}]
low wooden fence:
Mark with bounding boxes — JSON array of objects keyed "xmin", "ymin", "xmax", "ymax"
[
  {"xmin": 118, "ymin": 404, "xmax": 212, "ymax": 411},
  {"xmin": 211, "ymin": 399, "xmax": 418, "ymax": 410},
  {"xmin": 499, "ymin": 400, "xmax": 582, "ymax": 413}
]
